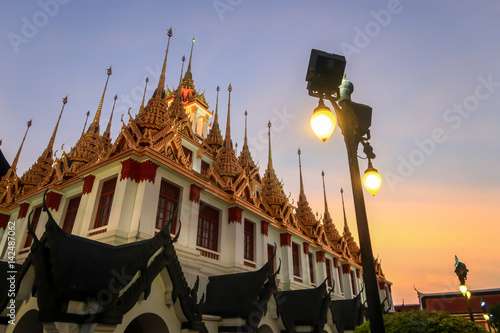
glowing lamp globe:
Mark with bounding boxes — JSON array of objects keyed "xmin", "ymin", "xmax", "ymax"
[
  {"xmin": 466, "ymin": 291, "xmax": 471, "ymax": 299},
  {"xmin": 483, "ymin": 314, "xmax": 489, "ymax": 321},
  {"xmin": 311, "ymin": 99, "xmax": 336, "ymax": 142},
  {"xmin": 459, "ymin": 285, "xmax": 468, "ymax": 296},
  {"xmin": 362, "ymin": 165, "xmax": 382, "ymax": 196}
]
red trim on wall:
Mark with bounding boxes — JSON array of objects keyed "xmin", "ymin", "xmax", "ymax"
[
  {"xmin": 82, "ymin": 175, "xmax": 96, "ymax": 195},
  {"xmin": 315, "ymin": 251, "xmax": 326, "ymax": 263},
  {"xmin": 303, "ymin": 242, "xmax": 309, "ymax": 255},
  {"xmin": 189, "ymin": 184, "xmax": 202, "ymax": 204},
  {"xmin": 261, "ymin": 220, "xmax": 269, "ymax": 236},
  {"xmin": 18, "ymin": 202, "xmax": 30, "ymax": 219},
  {"xmin": 140, "ymin": 160, "xmax": 159, "ymax": 183},
  {"xmin": 342, "ymin": 264, "xmax": 351, "ymax": 274},
  {"xmin": 356, "ymin": 269, "xmax": 361, "ymax": 279},
  {"xmin": 228, "ymin": 206, "xmax": 243, "ymax": 224},
  {"xmin": 333, "ymin": 258, "xmax": 339, "ymax": 268},
  {"xmin": 120, "ymin": 158, "xmax": 141, "ymax": 182},
  {"xmin": 280, "ymin": 233, "xmax": 291, "ymax": 247},
  {"xmin": 379, "ymin": 282, "xmax": 385, "ymax": 289},
  {"xmin": 120, "ymin": 159, "xmax": 159, "ymax": 183},
  {"xmin": 0, "ymin": 213, "xmax": 10, "ymax": 230},
  {"xmin": 45, "ymin": 191, "xmax": 63, "ymax": 211}
]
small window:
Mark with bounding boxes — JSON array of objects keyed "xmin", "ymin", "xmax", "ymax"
[
  {"xmin": 350, "ymin": 270, "xmax": 357, "ymax": 294},
  {"xmin": 337, "ymin": 265, "xmax": 344, "ymax": 293},
  {"xmin": 156, "ymin": 180, "xmax": 180, "ymax": 233},
  {"xmin": 201, "ymin": 160, "xmax": 210, "ymax": 176},
  {"xmin": 182, "ymin": 146, "xmax": 193, "ymax": 164},
  {"xmin": 24, "ymin": 206, "xmax": 42, "ymax": 248},
  {"xmin": 267, "ymin": 244, "xmax": 276, "ymax": 273},
  {"xmin": 94, "ymin": 177, "xmax": 117, "ymax": 228},
  {"xmin": 308, "ymin": 252, "xmax": 315, "ymax": 284},
  {"xmin": 325, "ymin": 258, "xmax": 333, "ymax": 288},
  {"xmin": 197, "ymin": 202, "xmax": 219, "ymax": 251},
  {"xmin": 244, "ymin": 220, "xmax": 255, "ymax": 261},
  {"xmin": 292, "ymin": 242, "xmax": 301, "ymax": 277},
  {"xmin": 62, "ymin": 195, "xmax": 82, "ymax": 233}
]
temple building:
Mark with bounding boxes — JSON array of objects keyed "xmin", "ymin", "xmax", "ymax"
[{"xmin": 0, "ymin": 30, "xmax": 393, "ymax": 333}]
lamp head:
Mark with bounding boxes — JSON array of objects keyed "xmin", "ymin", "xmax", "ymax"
[
  {"xmin": 459, "ymin": 284, "xmax": 468, "ymax": 296},
  {"xmin": 306, "ymin": 49, "xmax": 346, "ymax": 98},
  {"xmin": 310, "ymin": 98, "xmax": 336, "ymax": 142},
  {"xmin": 363, "ymin": 164, "xmax": 382, "ymax": 196}
]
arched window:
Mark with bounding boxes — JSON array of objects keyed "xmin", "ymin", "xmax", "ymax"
[{"xmin": 123, "ymin": 313, "xmax": 169, "ymax": 333}]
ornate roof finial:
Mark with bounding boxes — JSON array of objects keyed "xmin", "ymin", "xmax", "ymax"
[
  {"xmin": 154, "ymin": 27, "xmax": 172, "ymax": 100},
  {"xmin": 184, "ymin": 37, "xmax": 195, "ymax": 82},
  {"xmin": 10, "ymin": 120, "xmax": 32, "ymax": 173},
  {"xmin": 88, "ymin": 67, "xmax": 112, "ymax": 134},
  {"xmin": 298, "ymin": 148, "xmax": 304, "ymax": 195},
  {"xmin": 139, "ymin": 76, "xmax": 149, "ymax": 114},
  {"xmin": 205, "ymin": 85, "xmax": 223, "ymax": 150},
  {"xmin": 103, "ymin": 95, "xmax": 117, "ymax": 139},
  {"xmin": 341, "ymin": 188, "xmax": 348, "ymax": 229},
  {"xmin": 168, "ymin": 56, "xmax": 188, "ymax": 121},
  {"xmin": 45, "ymin": 96, "xmax": 67, "ymax": 157},
  {"xmin": 267, "ymin": 121, "xmax": 273, "ymax": 170},
  {"xmin": 82, "ymin": 111, "xmax": 90, "ymax": 136},
  {"xmin": 244, "ymin": 110, "xmax": 248, "ymax": 146},
  {"xmin": 322, "ymin": 170, "xmax": 329, "ymax": 213},
  {"xmin": 223, "ymin": 83, "xmax": 233, "ymax": 148}
]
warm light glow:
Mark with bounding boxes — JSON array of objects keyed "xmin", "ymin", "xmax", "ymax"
[
  {"xmin": 466, "ymin": 290, "xmax": 471, "ymax": 299},
  {"xmin": 483, "ymin": 314, "xmax": 489, "ymax": 321},
  {"xmin": 459, "ymin": 285, "xmax": 468, "ymax": 295},
  {"xmin": 310, "ymin": 99, "xmax": 336, "ymax": 142},
  {"xmin": 363, "ymin": 165, "xmax": 382, "ymax": 196}
]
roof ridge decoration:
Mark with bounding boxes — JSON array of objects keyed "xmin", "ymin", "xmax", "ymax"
[
  {"xmin": 0, "ymin": 120, "xmax": 31, "ymax": 204},
  {"xmin": 0, "ymin": 191, "xmax": 205, "ymax": 329},
  {"xmin": 20, "ymin": 98, "xmax": 68, "ymax": 195},
  {"xmin": 168, "ymin": 56, "xmax": 189, "ymax": 123},
  {"xmin": 295, "ymin": 148, "xmax": 319, "ymax": 237}
]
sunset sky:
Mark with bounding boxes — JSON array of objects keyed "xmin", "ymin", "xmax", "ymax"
[{"xmin": 1, "ymin": 1, "xmax": 499, "ymax": 304}]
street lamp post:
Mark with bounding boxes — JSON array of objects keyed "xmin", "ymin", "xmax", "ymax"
[
  {"xmin": 455, "ymin": 256, "xmax": 475, "ymax": 322},
  {"xmin": 306, "ymin": 49, "xmax": 385, "ymax": 332}
]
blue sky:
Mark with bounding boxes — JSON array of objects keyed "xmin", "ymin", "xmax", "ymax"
[{"xmin": 1, "ymin": 1, "xmax": 499, "ymax": 303}]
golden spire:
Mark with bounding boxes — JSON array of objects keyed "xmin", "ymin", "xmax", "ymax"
[
  {"xmin": 183, "ymin": 37, "xmax": 195, "ymax": 83},
  {"xmin": 267, "ymin": 121, "xmax": 273, "ymax": 170},
  {"xmin": 154, "ymin": 28, "xmax": 173, "ymax": 100},
  {"xmin": 205, "ymin": 85, "xmax": 223, "ymax": 150},
  {"xmin": 298, "ymin": 148, "xmax": 304, "ymax": 196},
  {"xmin": 10, "ymin": 120, "xmax": 32, "ymax": 174},
  {"xmin": 139, "ymin": 76, "xmax": 149, "ymax": 114},
  {"xmin": 168, "ymin": 56, "xmax": 188, "ymax": 121},
  {"xmin": 88, "ymin": 67, "xmax": 112, "ymax": 134},
  {"xmin": 223, "ymin": 84, "xmax": 233, "ymax": 148},
  {"xmin": 322, "ymin": 170, "xmax": 329, "ymax": 213},
  {"xmin": 82, "ymin": 111, "xmax": 90, "ymax": 136},
  {"xmin": 341, "ymin": 188, "xmax": 348, "ymax": 230},
  {"xmin": 238, "ymin": 110, "xmax": 257, "ymax": 171},
  {"xmin": 103, "ymin": 95, "xmax": 117, "ymax": 139},
  {"xmin": 44, "ymin": 96, "xmax": 67, "ymax": 158}
]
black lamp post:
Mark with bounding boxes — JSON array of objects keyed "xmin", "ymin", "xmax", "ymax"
[
  {"xmin": 306, "ymin": 49, "xmax": 385, "ymax": 332},
  {"xmin": 455, "ymin": 256, "xmax": 475, "ymax": 322}
]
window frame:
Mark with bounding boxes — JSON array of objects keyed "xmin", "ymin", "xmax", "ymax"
[
  {"xmin": 292, "ymin": 242, "xmax": 301, "ymax": 277},
  {"xmin": 62, "ymin": 195, "xmax": 82, "ymax": 234},
  {"xmin": 243, "ymin": 219, "xmax": 255, "ymax": 261},
  {"xmin": 24, "ymin": 205, "xmax": 42, "ymax": 248},
  {"xmin": 93, "ymin": 177, "xmax": 118, "ymax": 229},
  {"xmin": 155, "ymin": 179, "xmax": 181, "ymax": 234},
  {"xmin": 196, "ymin": 202, "xmax": 220, "ymax": 252}
]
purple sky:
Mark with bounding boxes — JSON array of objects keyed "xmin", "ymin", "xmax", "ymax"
[{"xmin": 1, "ymin": 1, "xmax": 499, "ymax": 304}]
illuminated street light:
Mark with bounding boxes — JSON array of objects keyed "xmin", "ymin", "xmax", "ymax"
[
  {"xmin": 310, "ymin": 98, "xmax": 336, "ymax": 142},
  {"xmin": 306, "ymin": 49, "xmax": 385, "ymax": 333},
  {"xmin": 454, "ymin": 256, "xmax": 475, "ymax": 322},
  {"xmin": 363, "ymin": 162, "xmax": 382, "ymax": 196}
]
